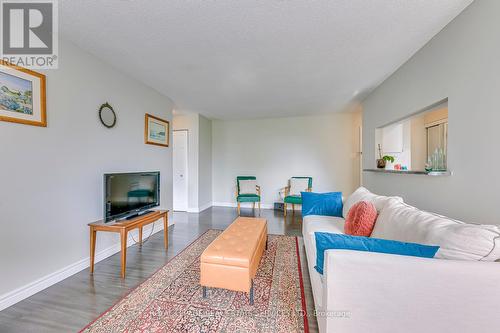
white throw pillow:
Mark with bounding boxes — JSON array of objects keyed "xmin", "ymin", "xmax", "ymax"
[
  {"xmin": 290, "ymin": 178, "xmax": 310, "ymax": 196},
  {"xmin": 239, "ymin": 179, "xmax": 257, "ymax": 194},
  {"xmin": 342, "ymin": 186, "xmax": 403, "ymax": 218},
  {"xmin": 371, "ymin": 199, "xmax": 500, "ymax": 261}
]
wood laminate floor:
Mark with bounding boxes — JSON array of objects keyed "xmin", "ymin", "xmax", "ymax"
[{"xmin": 0, "ymin": 207, "xmax": 318, "ymax": 332}]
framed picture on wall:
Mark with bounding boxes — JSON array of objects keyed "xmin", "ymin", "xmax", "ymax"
[
  {"xmin": 0, "ymin": 61, "xmax": 46, "ymax": 127},
  {"xmin": 145, "ymin": 113, "xmax": 169, "ymax": 147}
]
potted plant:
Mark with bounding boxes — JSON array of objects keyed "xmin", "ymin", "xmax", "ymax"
[{"xmin": 376, "ymin": 144, "xmax": 395, "ymax": 169}]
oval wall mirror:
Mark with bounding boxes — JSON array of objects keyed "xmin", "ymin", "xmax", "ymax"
[{"xmin": 99, "ymin": 102, "xmax": 116, "ymax": 128}]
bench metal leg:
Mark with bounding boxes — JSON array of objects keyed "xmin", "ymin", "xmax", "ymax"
[
  {"xmin": 202, "ymin": 286, "xmax": 207, "ymax": 298},
  {"xmin": 249, "ymin": 280, "xmax": 254, "ymax": 305}
]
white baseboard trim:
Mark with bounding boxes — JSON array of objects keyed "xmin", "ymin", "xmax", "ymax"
[
  {"xmin": 0, "ymin": 219, "xmax": 173, "ymax": 312},
  {"xmin": 212, "ymin": 202, "xmax": 301, "ymax": 210},
  {"xmin": 186, "ymin": 202, "xmax": 213, "ymax": 213},
  {"xmin": 198, "ymin": 202, "xmax": 213, "ymax": 212},
  {"xmin": 212, "ymin": 202, "xmax": 275, "ymax": 209}
]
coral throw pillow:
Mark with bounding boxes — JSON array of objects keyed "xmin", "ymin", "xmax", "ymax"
[{"xmin": 345, "ymin": 201, "xmax": 378, "ymax": 236}]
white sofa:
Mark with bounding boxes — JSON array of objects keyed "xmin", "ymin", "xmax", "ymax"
[{"xmin": 303, "ymin": 187, "xmax": 500, "ymax": 333}]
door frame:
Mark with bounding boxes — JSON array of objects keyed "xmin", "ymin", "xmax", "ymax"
[{"xmin": 173, "ymin": 129, "xmax": 189, "ymax": 212}]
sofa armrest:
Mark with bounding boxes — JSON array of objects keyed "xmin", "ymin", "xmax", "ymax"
[{"xmin": 321, "ymin": 250, "xmax": 500, "ymax": 333}]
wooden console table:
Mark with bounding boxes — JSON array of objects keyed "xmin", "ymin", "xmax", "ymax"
[{"xmin": 88, "ymin": 210, "xmax": 168, "ymax": 278}]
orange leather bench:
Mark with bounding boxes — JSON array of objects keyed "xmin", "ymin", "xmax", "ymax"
[{"xmin": 200, "ymin": 217, "xmax": 267, "ymax": 305}]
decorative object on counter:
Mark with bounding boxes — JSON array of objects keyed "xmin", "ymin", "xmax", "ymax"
[
  {"xmin": 98, "ymin": 102, "xmax": 116, "ymax": 128},
  {"xmin": 376, "ymin": 144, "xmax": 395, "ymax": 169},
  {"xmin": 425, "ymin": 157, "xmax": 433, "ymax": 172},
  {"xmin": 145, "ymin": 113, "xmax": 169, "ymax": 147},
  {"xmin": 0, "ymin": 60, "xmax": 46, "ymax": 127},
  {"xmin": 376, "ymin": 144, "xmax": 385, "ymax": 168},
  {"xmin": 383, "ymin": 156, "xmax": 395, "ymax": 167},
  {"xmin": 426, "ymin": 148, "xmax": 447, "ymax": 172}
]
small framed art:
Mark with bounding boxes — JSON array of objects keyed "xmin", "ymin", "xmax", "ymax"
[{"xmin": 145, "ymin": 113, "xmax": 169, "ymax": 147}]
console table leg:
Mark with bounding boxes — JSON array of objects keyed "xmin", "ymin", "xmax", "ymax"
[
  {"xmin": 120, "ymin": 229, "xmax": 127, "ymax": 278},
  {"xmin": 163, "ymin": 214, "xmax": 168, "ymax": 250},
  {"xmin": 90, "ymin": 227, "xmax": 96, "ymax": 274},
  {"xmin": 138, "ymin": 227, "xmax": 143, "ymax": 246}
]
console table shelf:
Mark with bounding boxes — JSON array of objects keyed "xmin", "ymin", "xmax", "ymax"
[{"xmin": 88, "ymin": 210, "xmax": 169, "ymax": 278}]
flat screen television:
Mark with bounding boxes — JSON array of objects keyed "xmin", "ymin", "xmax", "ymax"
[{"xmin": 104, "ymin": 171, "xmax": 160, "ymax": 222}]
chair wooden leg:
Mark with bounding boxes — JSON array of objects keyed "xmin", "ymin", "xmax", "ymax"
[
  {"xmin": 284, "ymin": 203, "xmax": 287, "ymax": 218},
  {"xmin": 237, "ymin": 202, "xmax": 241, "ymax": 215},
  {"xmin": 258, "ymin": 201, "xmax": 261, "ymax": 215},
  {"xmin": 292, "ymin": 204, "xmax": 295, "ymax": 215}
]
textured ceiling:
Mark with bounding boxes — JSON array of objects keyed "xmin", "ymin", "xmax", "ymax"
[{"xmin": 60, "ymin": 0, "xmax": 473, "ymax": 119}]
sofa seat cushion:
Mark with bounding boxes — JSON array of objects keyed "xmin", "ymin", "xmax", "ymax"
[
  {"xmin": 371, "ymin": 200, "xmax": 500, "ymax": 261},
  {"xmin": 314, "ymin": 233, "xmax": 440, "ymax": 274},
  {"xmin": 302, "ymin": 215, "xmax": 345, "ymax": 310},
  {"xmin": 237, "ymin": 194, "xmax": 260, "ymax": 202},
  {"xmin": 284, "ymin": 195, "xmax": 302, "ymax": 204},
  {"xmin": 303, "ymin": 214, "xmax": 346, "ymax": 236},
  {"xmin": 343, "ymin": 186, "xmax": 403, "ymax": 218}
]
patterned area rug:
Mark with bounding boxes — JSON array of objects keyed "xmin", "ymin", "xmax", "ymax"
[{"xmin": 81, "ymin": 230, "xmax": 309, "ymax": 333}]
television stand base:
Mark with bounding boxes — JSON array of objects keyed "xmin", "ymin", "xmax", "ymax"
[{"xmin": 126, "ymin": 210, "xmax": 153, "ymax": 220}]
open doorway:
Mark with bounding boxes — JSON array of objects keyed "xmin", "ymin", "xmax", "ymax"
[{"xmin": 173, "ymin": 130, "xmax": 188, "ymax": 211}]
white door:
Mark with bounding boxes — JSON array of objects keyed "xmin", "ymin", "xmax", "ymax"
[{"xmin": 173, "ymin": 130, "xmax": 188, "ymax": 211}]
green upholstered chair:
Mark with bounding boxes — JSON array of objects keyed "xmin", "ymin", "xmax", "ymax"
[
  {"xmin": 283, "ymin": 177, "xmax": 312, "ymax": 217},
  {"xmin": 236, "ymin": 176, "xmax": 261, "ymax": 215}
]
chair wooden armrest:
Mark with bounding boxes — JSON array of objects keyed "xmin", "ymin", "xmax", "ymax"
[
  {"xmin": 284, "ymin": 186, "xmax": 290, "ymax": 197},
  {"xmin": 256, "ymin": 185, "xmax": 261, "ymax": 196}
]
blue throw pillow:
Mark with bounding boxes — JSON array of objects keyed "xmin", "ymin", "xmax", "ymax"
[
  {"xmin": 314, "ymin": 232, "xmax": 440, "ymax": 274},
  {"xmin": 301, "ymin": 192, "xmax": 343, "ymax": 217}
]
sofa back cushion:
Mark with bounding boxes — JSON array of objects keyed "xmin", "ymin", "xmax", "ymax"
[
  {"xmin": 342, "ymin": 187, "xmax": 403, "ymax": 218},
  {"xmin": 371, "ymin": 199, "xmax": 500, "ymax": 261}
]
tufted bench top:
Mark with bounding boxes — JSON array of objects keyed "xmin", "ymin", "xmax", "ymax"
[{"xmin": 201, "ymin": 217, "xmax": 267, "ymax": 268}]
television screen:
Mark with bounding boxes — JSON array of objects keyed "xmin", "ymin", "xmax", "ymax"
[{"xmin": 104, "ymin": 172, "xmax": 160, "ymax": 221}]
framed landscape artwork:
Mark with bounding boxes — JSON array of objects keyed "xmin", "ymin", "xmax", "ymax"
[
  {"xmin": 145, "ymin": 113, "xmax": 169, "ymax": 147},
  {"xmin": 0, "ymin": 61, "xmax": 46, "ymax": 127}
]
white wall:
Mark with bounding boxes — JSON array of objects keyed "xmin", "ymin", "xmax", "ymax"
[
  {"xmin": 0, "ymin": 40, "xmax": 175, "ymax": 308},
  {"xmin": 362, "ymin": 0, "xmax": 500, "ymax": 224},
  {"xmin": 212, "ymin": 112, "xmax": 362, "ymax": 207},
  {"xmin": 410, "ymin": 115, "xmax": 427, "ymax": 171},
  {"xmin": 198, "ymin": 115, "xmax": 212, "ymax": 209}
]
